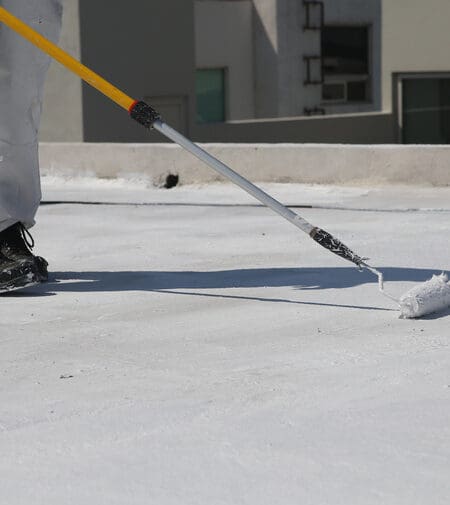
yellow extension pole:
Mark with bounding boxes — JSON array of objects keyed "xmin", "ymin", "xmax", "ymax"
[{"xmin": 0, "ymin": 6, "xmax": 136, "ymax": 112}]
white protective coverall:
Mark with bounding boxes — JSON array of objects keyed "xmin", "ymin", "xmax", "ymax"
[{"xmin": 0, "ymin": 0, "xmax": 63, "ymax": 232}]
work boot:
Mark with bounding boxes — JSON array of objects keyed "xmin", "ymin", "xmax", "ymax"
[{"xmin": 0, "ymin": 223, "xmax": 48, "ymax": 292}]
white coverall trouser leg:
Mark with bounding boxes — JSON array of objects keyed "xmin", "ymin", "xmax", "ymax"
[{"xmin": 0, "ymin": 0, "xmax": 63, "ymax": 233}]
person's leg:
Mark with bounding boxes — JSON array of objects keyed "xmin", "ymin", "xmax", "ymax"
[
  {"xmin": 0, "ymin": 0, "xmax": 63, "ymax": 291},
  {"xmin": 0, "ymin": 0, "xmax": 63, "ymax": 232}
]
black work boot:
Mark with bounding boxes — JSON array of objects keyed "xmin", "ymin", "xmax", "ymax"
[{"xmin": 0, "ymin": 223, "xmax": 48, "ymax": 292}]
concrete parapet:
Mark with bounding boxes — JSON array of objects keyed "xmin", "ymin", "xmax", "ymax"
[{"xmin": 39, "ymin": 143, "xmax": 450, "ymax": 186}]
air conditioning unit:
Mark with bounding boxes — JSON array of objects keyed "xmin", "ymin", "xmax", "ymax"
[{"xmin": 322, "ymin": 81, "xmax": 346, "ymax": 102}]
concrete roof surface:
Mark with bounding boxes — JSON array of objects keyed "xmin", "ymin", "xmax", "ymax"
[{"xmin": 1, "ymin": 179, "xmax": 449, "ymax": 504}]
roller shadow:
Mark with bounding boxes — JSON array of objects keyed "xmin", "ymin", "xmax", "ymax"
[
  {"xmin": 40, "ymin": 266, "xmax": 443, "ymax": 293},
  {"xmin": 15, "ymin": 266, "xmax": 448, "ymax": 315}
]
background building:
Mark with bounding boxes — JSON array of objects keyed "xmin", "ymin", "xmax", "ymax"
[{"xmin": 40, "ymin": 0, "xmax": 450, "ymax": 144}]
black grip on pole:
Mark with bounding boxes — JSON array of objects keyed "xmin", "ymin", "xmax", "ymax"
[
  {"xmin": 129, "ymin": 101, "xmax": 161, "ymax": 128},
  {"xmin": 310, "ymin": 227, "xmax": 367, "ymax": 268}
]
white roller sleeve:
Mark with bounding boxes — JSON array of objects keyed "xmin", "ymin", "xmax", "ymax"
[
  {"xmin": 399, "ymin": 273, "xmax": 450, "ymax": 319},
  {"xmin": 0, "ymin": 0, "xmax": 63, "ymax": 232}
]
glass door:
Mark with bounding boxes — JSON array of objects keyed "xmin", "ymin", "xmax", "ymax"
[{"xmin": 402, "ymin": 77, "xmax": 450, "ymax": 144}]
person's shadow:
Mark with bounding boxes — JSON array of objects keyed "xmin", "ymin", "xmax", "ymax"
[{"xmin": 10, "ymin": 266, "xmax": 449, "ymax": 317}]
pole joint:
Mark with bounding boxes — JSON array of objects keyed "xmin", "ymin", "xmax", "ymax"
[{"xmin": 129, "ymin": 101, "xmax": 161, "ymax": 129}]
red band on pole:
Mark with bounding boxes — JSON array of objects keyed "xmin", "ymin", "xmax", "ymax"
[{"xmin": 128, "ymin": 100, "xmax": 139, "ymax": 114}]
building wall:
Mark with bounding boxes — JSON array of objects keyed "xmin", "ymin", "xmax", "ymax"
[
  {"xmin": 37, "ymin": 0, "xmax": 450, "ymax": 144},
  {"xmin": 250, "ymin": 0, "xmax": 381, "ymax": 119},
  {"xmin": 277, "ymin": 0, "xmax": 315, "ymax": 117},
  {"xmin": 40, "ymin": 0, "xmax": 83, "ymax": 142},
  {"xmin": 253, "ymin": 0, "xmax": 315, "ymax": 118},
  {"xmin": 191, "ymin": 111, "xmax": 394, "ymax": 143},
  {"xmin": 195, "ymin": 1, "xmax": 254, "ymax": 120},
  {"xmin": 322, "ymin": 0, "xmax": 382, "ymax": 115},
  {"xmin": 39, "ymin": 0, "xmax": 383, "ymax": 141},
  {"xmin": 382, "ymin": 0, "xmax": 450, "ymax": 112},
  {"xmin": 189, "ymin": 1, "xmax": 393, "ymax": 145},
  {"xmin": 79, "ymin": 0, "xmax": 196, "ymax": 142}
]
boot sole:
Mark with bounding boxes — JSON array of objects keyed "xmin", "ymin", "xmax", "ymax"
[{"xmin": 0, "ymin": 269, "xmax": 42, "ymax": 294}]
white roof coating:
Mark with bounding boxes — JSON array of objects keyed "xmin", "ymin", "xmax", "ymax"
[{"xmin": 1, "ymin": 178, "xmax": 449, "ymax": 504}]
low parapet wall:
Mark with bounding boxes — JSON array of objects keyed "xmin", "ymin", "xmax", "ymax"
[{"xmin": 39, "ymin": 143, "xmax": 450, "ymax": 186}]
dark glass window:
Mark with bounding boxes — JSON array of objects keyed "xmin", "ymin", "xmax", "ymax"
[
  {"xmin": 322, "ymin": 26, "xmax": 368, "ymax": 75},
  {"xmin": 402, "ymin": 78, "xmax": 450, "ymax": 144},
  {"xmin": 321, "ymin": 26, "xmax": 370, "ymax": 103},
  {"xmin": 196, "ymin": 69, "xmax": 226, "ymax": 124}
]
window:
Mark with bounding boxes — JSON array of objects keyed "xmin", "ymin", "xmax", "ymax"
[
  {"xmin": 321, "ymin": 26, "xmax": 370, "ymax": 103},
  {"xmin": 196, "ymin": 69, "xmax": 226, "ymax": 124},
  {"xmin": 402, "ymin": 77, "xmax": 450, "ymax": 144}
]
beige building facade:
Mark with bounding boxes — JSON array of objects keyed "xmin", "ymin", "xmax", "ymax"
[
  {"xmin": 39, "ymin": 0, "xmax": 450, "ymax": 143},
  {"xmin": 40, "ymin": 0, "xmax": 83, "ymax": 142}
]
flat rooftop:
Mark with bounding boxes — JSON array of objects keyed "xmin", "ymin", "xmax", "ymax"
[{"xmin": 1, "ymin": 179, "xmax": 449, "ymax": 504}]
